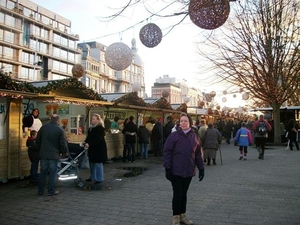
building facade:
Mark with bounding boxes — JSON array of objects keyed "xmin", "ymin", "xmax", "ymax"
[
  {"xmin": 0, "ymin": 0, "xmax": 81, "ymax": 81},
  {"xmin": 151, "ymin": 75, "xmax": 201, "ymax": 106}
]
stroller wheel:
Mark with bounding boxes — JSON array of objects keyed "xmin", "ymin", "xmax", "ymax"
[
  {"xmin": 75, "ymin": 178, "xmax": 85, "ymax": 188},
  {"xmin": 78, "ymin": 181, "xmax": 84, "ymax": 188}
]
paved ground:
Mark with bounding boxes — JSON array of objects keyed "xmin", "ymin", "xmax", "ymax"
[{"xmin": 0, "ymin": 142, "xmax": 299, "ymax": 225}]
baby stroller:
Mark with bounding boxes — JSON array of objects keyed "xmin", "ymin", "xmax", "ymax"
[{"xmin": 57, "ymin": 143, "xmax": 88, "ymax": 186}]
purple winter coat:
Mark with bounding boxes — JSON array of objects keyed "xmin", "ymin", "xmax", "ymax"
[{"xmin": 163, "ymin": 127, "xmax": 204, "ymax": 178}]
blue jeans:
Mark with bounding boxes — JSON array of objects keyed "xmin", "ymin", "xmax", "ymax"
[
  {"xmin": 139, "ymin": 143, "xmax": 148, "ymax": 159},
  {"xmin": 126, "ymin": 143, "xmax": 136, "ymax": 162},
  {"xmin": 30, "ymin": 161, "xmax": 39, "ymax": 183},
  {"xmin": 38, "ymin": 159, "xmax": 58, "ymax": 195},
  {"xmin": 89, "ymin": 162, "xmax": 104, "ymax": 182}
]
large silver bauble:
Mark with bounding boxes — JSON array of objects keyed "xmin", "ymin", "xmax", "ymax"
[{"xmin": 105, "ymin": 42, "xmax": 133, "ymax": 71}]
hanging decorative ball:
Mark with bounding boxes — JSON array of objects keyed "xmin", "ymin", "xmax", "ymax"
[
  {"xmin": 222, "ymin": 97, "xmax": 227, "ymax": 102},
  {"xmin": 139, "ymin": 23, "xmax": 162, "ymax": 48},
  {"xmin": 242, "ymin": 92, "xmax": 250, "ymax": 100},
  {"xmin": 209, "ymin": 103, "xmax": 214, "ymax": 108},
  {"xmin": 239, "ymin": 87, "xmax": 244, "ymax": 93},
  {"xmin": 223, "ymin": 90, "xmax": 227, "ymax": 95},
  {"xmin": 216, "ymin": 105, "xmax": 220, "ymax": 110},
  {"xmin": 105, "ymin": 42, "xmax": 133, "ymax": 71},
  {"xmin": 132, "ymin": 82, "xmax": 141, "ymax": 92},
  {"xmin": 189, "ymin": 0, "xmax": 230, "ymax": 30},
  {"xmin": 71, "ymin": 64, "xmax": 85, "ymax": 78},
  {"xmin": 210, "ymin": 91, "xmax": 216, "ymax": 98},
  {"xmin": 183, "ymin": 96, "xmax": 190, "ymax": 103},
  {"xmin": 199, "ymin": 101, "xmax": 205, "ymax": 107},
  {"xmin": 233, "ymin": 94, "xmax": 237, "ymax": 98},
  {"xmin": 162, "ymin": 90, "xmax": 169, "ymax": 98}
]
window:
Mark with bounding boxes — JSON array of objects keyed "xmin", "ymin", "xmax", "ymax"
[{"xmin": 86, "ymin": 77, "xmax": 90, "ymax": 87}]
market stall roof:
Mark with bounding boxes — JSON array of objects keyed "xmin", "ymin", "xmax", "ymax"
[
  {"xmin": 0, "ymin": 72, "xmax": 111, "ymax": 106},
  {"xmin": 151, "ymin": 97, "xmax": 173, "ymax": 110},
  {"xmin": 0, "ymin": 72, "xmax": 49, "ymax": 99},
  {"xmin": 102, "ymin": 92, "xmax": 150, "ymax": 107}
]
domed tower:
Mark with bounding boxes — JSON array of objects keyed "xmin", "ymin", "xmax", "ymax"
[
  {"xmin": 130, "ymin": 38, "xmax": 145, "ymax": 97},
  {"xmin": 131, "ymin": 38, "xmax": 143, "ymax": 66}
]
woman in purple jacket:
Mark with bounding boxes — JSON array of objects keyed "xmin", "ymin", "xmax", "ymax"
[{"xmin": 163, "ymin": 113, "xmax": 205, "ymax": 225}]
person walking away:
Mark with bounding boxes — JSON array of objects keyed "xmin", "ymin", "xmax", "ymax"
[
  {"xmin": 163, "ymin": 116, "xmax": 174, "ymax": 143},
  {"xmin": 234, "ymin": 122, "xmax": 253, "ymax": 160},
  {"xmin": 198, "ymin": 119, "xmax": 208, "ymax": 161},
  {"xmin": 121, "ymin": 118, "xmax": 130, "ymax": 162},
  {"xmin": 152, "ymin": 117, "xmax": 163, "ymax": 156},
  {"xmin": 123, "ymin": 116, "xmax": 138, "ymax": 163},
  {"xmin": 36, "ymin": 114, "xmax": 67, "ymax": 196},
  {"xmin": 26, "ymin": 130, "xmax": 39, "ymax": 185},
  {"xmin": 252, "ymin": 115, "xmax": 272, "ymax": 159},
  {"xmin": 225, "ymin": 120, "xmax": 233, "ymax": 144},
  {"xmin": 137, "ymin": 124, "xmax": 150, "ymax": 159},
  {"xmin": 285, "ymin": 119, "xmax": 299, "ymax": 151},
  {"xmin": 202, "ymin": 123, "xmax": 222, "ymax": 165},
  {"xmin": 84, "ymin": 114, "xmax": 108, "ymax": 184},
  {"xmin": 163, "ymin": 113, "xmax": 205, "ymax": 225}
]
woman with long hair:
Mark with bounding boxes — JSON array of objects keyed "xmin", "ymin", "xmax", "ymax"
[{"xmin": 84, "ymin": 114, "xmax": 107, "ymax": 184}]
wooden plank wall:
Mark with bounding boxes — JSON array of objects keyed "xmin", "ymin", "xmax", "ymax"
[
  {"xmin": 7, "ymin": 99, "xmax": 30, "ymax": 180},
  {"xmin": 106, "ymin": 132, "xmax": 123, "ymax": 159}
]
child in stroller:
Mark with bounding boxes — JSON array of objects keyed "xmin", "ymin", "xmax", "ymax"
[{"xmin": 57, "ymin": 143, "xmax": 88, "ymax": 184}]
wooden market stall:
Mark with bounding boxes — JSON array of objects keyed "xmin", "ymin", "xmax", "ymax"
[{"xmin": 0, "ymin": 73, "xmax": 112, "ymax": 182}]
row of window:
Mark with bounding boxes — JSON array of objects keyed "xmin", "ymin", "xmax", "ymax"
[
  {"xmin": 1, "ymin": 0, "xmax": 72, "ymax": 35},
  {"xmin": 0, "ymin": 14, "xmax": 76, "ymax": 50}
]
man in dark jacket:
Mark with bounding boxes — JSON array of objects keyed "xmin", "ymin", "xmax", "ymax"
[
  {"xmin": 123, "ymin": 116, "xmax": 138, "ymax": 163},
  {"xmin": 36, "ymin": 114, "xmax": 67, "ymax": 196},
  {"xmin": 152, "ymin": 117, "xmax": 163, "ymax": 156},
  {"xmin": 163, "ymin": 116, "xmax": 174, "ymax": 144}
]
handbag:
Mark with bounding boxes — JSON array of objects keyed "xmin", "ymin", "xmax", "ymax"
[{"xmin": 78, "ymin": 152, "xmax": 90, "ymax": 169}]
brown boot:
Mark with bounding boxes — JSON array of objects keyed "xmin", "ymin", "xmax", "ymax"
[
  {"xmin": 172, "ymin": 215, "xmax": 180, "ymax": 225},
  {"xmin": 180, "ymin": 213, "xmax": 193, "ymax": 225}
]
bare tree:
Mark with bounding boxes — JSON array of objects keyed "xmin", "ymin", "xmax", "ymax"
[{"xmin": 196, "ymin": 0, "xmax": 300, "ymax": 144}]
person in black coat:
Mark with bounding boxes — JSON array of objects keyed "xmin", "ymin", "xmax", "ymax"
[
  {"xmin": 137, "ymin": 124, "xmax": 150, "ymax": 159},
  {"xmin": 163, "ymin": 116, "xmax": 174, "ymax": 144},
  {"xmin": 123, "ymin": 116, "xmax": 138, "ymax": 163},
  {"xmin": 152, "ymin": 117, "xmax": 163, "ymax": 156},
  {"xmin": 285, "ymin": 119, "xmax": 299, "ymax": 151},
  {"xmin": 84, "ymin": 114, "xmax": 108, "ymax": 184},
  {"xmin": 26, "ymin": 130, "xmax": 39, "ymax": 185}
]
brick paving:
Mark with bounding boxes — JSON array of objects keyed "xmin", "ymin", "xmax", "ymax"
[{"xmin": 0, "ymin": 143, "xmax": 299, "ymax": 225}]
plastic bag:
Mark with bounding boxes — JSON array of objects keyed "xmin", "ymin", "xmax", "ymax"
[{"xmin": 79, "ymin": 152, "xmax": 89, "ymax": 169}]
